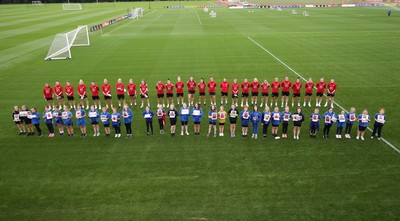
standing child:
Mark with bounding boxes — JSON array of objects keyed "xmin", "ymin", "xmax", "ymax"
[
  {"xmin": 356, "ymin": 109, "xmax": 371, "ymax": 140},
  {"xmin": 303, "ymin": 78, "xmax": 314, "ymax": 107},
  {"xmin": 75, "ymin": 104, "xmax": 87, "ymax": 137},
  {"xmin": 315, "ymin": 78, "xmax": 326, "ymax": 107},
  {"xmin": 62, "ymin": 106, "xmax": 74, "ymax": 137},
  {"xmin": 143, "ymin": 106, "xmax": 154, "ymax": 135},
  {"xmin": 187, "ymin": 76, "xmax": 197, "ymax": 107},
  {"xmin": 122, "ymin": 104, "xmax": 133, "ymax": 138},
  {"xmin": 111, "ymin": 107, "xmax": 121, "ymax": 138},
  {"xmin": 53, "ymin": 105, "xmax": 64, "ymax": 136},
  {"xmin": 12, "ymin": 106, "xmax": 25, "ymax": 135},
  {"xmin": 139, "ymin": 80, "xmax": 149, "ymax": 108},
  {"xmin": 198, "ymin": 78, "xmax": 207, "ymax": 105},
  {"xmin": 102, "ymin": 79, "xmax": 113, "ymax": 109},
  {"xmin": 90, "ymin": 81, "xmax": 101, "ymax": 109},
  {"xmin": 43, "ymin": 83, "xmax": 54, "ymax": 110},
  {"xmin": 231, "ymin": 78, "xmax": 239, "ymax": 107},
  {"xmin": 344, "ymin": 107, "xmax": 356, "ymax": 138},
  {"xmin": 261, "ymin": 106, "xmax": 271, "ymax": 139},
  {"xmin": 271, "ymin": 106, "xmax": 282, "ymax": 139},
  {"xmin": 250, "ymin": 78, "xmax": 260, "ymax": 106},
  {"xmin": 175, "ymin": 76, "xmax": 185, "ymax": 106},
  {"xmin": 192, "ymin": 103, "xmax": 203, "ymax": 136},
  {"xmin": 207, "ymin": 77, "xmax": 217, "ymax": 106},
  {"xmin": 271, "ymin": 78, "xmax": 280, "ymax": 107},
  {"xmin": 167, "ymin": 104, "xmax": 179, "ymax": 137},
  {"xmin": 309, "ymin": 108, "xmax": 321, "ymax": 138},
  {"xmin": 179, "ymin": 103, "xmax": 190, "ymax": 135},
  {"xmin": 281, "ymin": 106, "xmax": 291, "ymax": 138},
  {"xmin": 228, "ymin": 104, "xmax": 239, "ymax": 138},
  {"xmin": 250, "ymin": 106, "xmax": 262, "ymax": 139},
  {"xmin": 88, "ymin": 105, "xmax": 100, "ymax": 137},
  {"xmin": 43, "ymin": 106, "xmax": 54, "ymax": 137},
  {"xmin": 100, "ymin": 107, "xmax": 111, "ymax": 137},
  {"xmin": 77, "ymin": 80, "xmax": 89, "ymax": 109},
  {"xmin": 240, "ymin": 105, "xmax": 251, "ymax": 138},
  {"xmin": 260, "ymin": 80, "xmax": 270, "ymax": 108},
  {"xmin": 65, "ymin": 81, "xmax": 76, "ymax": 109},
  {"xmin": 115, "ymin": 78, "xmax": 125, "ymax": 108},
  {"xmin": 156, "ymin": 105, "xmax": 166, "ymax": 134},
  {"xmin": 292, "ymin": 107, "xmax": 304, "ymax": 140},
  {"xmin": 240, "ymin": 78, "xmax": 250, "ymax": 107},
  {"xmin": 20, "ymin": 105, "xmax": 34, "ymax": 136},
  {"xmin": 324, "ymin": 79, "xmax": 336, "ymax": 108},
  {"xmin": 30, "ymin": 107, "xmax": 42, "ymax": 137},
  {"xmin": 127, "ymin": 79, "xmax": 137, "ymax": 107},
  {"xmin": 220, "ymin": 78, "xmax": 229, "ymax": 106},
  {"xmin": 218, "ymin": 106, "xmax": 227, "ymax": 136},
  {"xmin": 165, "ymin": 79, "xmax": 174, "ymax": 108},
  {"xmin": 291, "ymin": 78, "xmax": 302, "ymax": 108},
  {"xmin": 54, "ymin": 81, "xmax": 65, "ymax": 110},
  {"xmin": 336, "ymin": 110, "xmax": 346, "ymax": 138},
  {"xmin": 156, "ymin": 80, "xmax": 165, "ymax": 108},
  {"xmin": 281, "ymin": 77, "xmax": 291, "ymax": 108},
  {"xmin": 323, "ymin": 107, "xmax": 336, "ymax": 139},
  {"xmin": 207, "ymin": 105, "xmax": 218, "ymax": 137},
  {"xmin": 371, "ymin": 108, "xmax": 386, "ymax": 140}
]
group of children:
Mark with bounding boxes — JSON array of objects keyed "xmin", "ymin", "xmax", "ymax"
[{"xmin": 12, "ymin": 103, "xmax": 386, "ymax": 141}]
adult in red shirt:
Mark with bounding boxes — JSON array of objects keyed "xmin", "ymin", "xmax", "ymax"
[
  {"xmin": 231, "ymin": 78, "xmax": 239, "ymax": 106},
  {"xmin": 90, "ymin": 81, "xmax": 101, "ymax": 109},
  {"xmin": 77, "ymin": 79, "xmax": 89, "ymax": 110},
  {"xmin": 156, "ymin": 80, "xmax": 165, "ymax": 108},
  {"xmin": 43, "ymin": 83, "xmax": 54, "ymax": 109},
  {"xmin": 127, "ymin": 79, "xmax": 137, "ymax": 107},
  {"xmin": 240, "ymin": 78, "xmax": 250, "ymax": 107},
  {"xmin": 271, "ymin": 77, "xmax": 280, "ymax": 107},
  {"xmin": 139, "ymin": 80, "xmax": 149, "ymax": 108},
  {"xmin": 220, "ymin": 77, "xmax": 229, "ymax": 105},
  {"xmin": 304, "ymin": 78, "xmax": 314, "ymax": 107},
  {"xmin": 54, "ymin": 81, "xmax": 64, "ymax": 110},
  {"xmin": 115, "ymin": 78, "xmax": 125, "ymax": 108},
  {"xmin": 187, "ymin": 76, "xmax": 197, "ymax": 106},
  {"xmin": 198, "ymin": 78, "xmax": 207, "ymax": 105},
  {"xmin": 260, "ymin": 79, "xmax": 270, "ymax": 108},
  {"xmin": 207, "ymin": 77, "xmax": 217, "ymax": 106},
  {"xmin": 325, "ymin": 79, "xmax": 337, "ymax": 108},
  {"xmin": 65, "ymin": 80, "xmax": 76, "ymax": 109},
  {"xmin": 250, "ymin": 78, "xmax": 260, "ymax": 106},
  {"xmin": 102, "ymin": 79, "xmax": 113, "ymax": 109},
  {"xmin": 316, "ymin": 77, "xmax": 326, "ymax": 107},
  {"xmin": 291, "ymin": 78, "xmax": 302, "ymax": 108},
  {"xmin": 175, "ymin": 76, "xmax": 184, "ymax": 106},
  {"xmin": 281, "ymin": 76, "xmax": 292, "ymax": 107},
  {"xmin": 165, "ymin": 79, "xmax": 174, "ymax": 108}
]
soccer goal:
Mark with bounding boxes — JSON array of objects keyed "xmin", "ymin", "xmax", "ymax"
[
  {"xmin": 45, "ymin": 25, "xmax": 90, "ymax": 60},
  {"xmin": 277, "ymin": 7, "xmax": 282, "ymax": 11},
  {"xmin": 130, "ymin": 8, "xmax": 144, "ymax": 19},
  {"xmin": 32, "ymin": 1, "xmax": 43, "ymax": 6},
  {"xmin": 62, "ymin": 3, "xmax": 83, "ymax": 10},
  {"xmin": 210, "ymin": 10, "xmax": 217, "ymax": 18},
  {"xmin": 292, "ymin": 9, "xmax": 297, "ymax": 14},
  {"xmin": 303, "ymin": 11, "xmax": 309, "ymax": 16}
]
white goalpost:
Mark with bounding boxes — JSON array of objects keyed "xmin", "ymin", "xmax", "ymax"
[
  {"xmin": 62, "ymin": 3, "xmax": 83, "ymax": 10},
  {"xmin": 291, "ymin": 9, "xmax": 297, "ymax": 14},
  {"xmin": 130, "ymin": 8, "xmax": 144, "ymax": 19},
  {"xmin": 32, "ymin": 1, "xmax": 43, "ymax": 6},
  {"xmin": 45, "ymin": 25, "xmax": 90, "ymax": 60},
  {"xmin": 277, "ymin": 7, "xmax": 282, "ymax": 11},
  {"xmin": 303, "ymin": 11, "xmax": 309, "ymax": 16}
]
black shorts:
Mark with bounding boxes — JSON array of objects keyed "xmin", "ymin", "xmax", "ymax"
[
  {"xmin": 15, "ymin": 121, "xmax": 23, "ymax": 125},
  {"xmin": 103, "ymin": 124, "xmax": 110, "ymax": 128},
  {"xmin": 170, "ymin": 119, "xmax": 177, "ymax": 126},
  {"xmin": 166, "ymin": 93, "xmax": 173, "ymax": 98},
  {"xmin": 23, "ymin": 118, "xmax": 32, "ymax": 124},
  {"xmin": 305, "ymin": 93, "xmax": 312, "ymax": 96},
  {"xmin": 117, "ymin": 94, "xmax": 125, "ymax": 99},
  {"xmin": 79, "ymin": 95, "xmax": 87, "ymax": 99},
  {"xmin": 194, "ymin": 122, "xmax": 201, "ymax": 125},
  {"xmin": 181, "ymin": 121, "xmax": 188, "ymax": 126},
  {"xmin": 293, "ymin": 93, "xmax": 300, "ymax": 97},
  {"xmin": 232, "ymin": 93, "xmax": 238, "ymax": 98},
  {"xmin": 272, "ymin": 124, "xmax": 280, "ymax": 127},
  {"xmin": 209, "ymin": 122, "xmax": 216, "ymax": 125},
  {"xmin": 242, "ymin": 93, "xmax": 249, "ymax": 97},
  {"xmin": 177, "ymin": 93, "xmax": 184, "ymax": 97},
  {"xmin": 272, "ymin": 92, "xmax": 279, "ymax": 97},
  {"xmin": 157, "ymin": 94, "xmax": 164, "ymax": 98},
  {"xmin": 230, "ymin": 119, "xmax": 237, "ymax": 124},
  {"xmin": 242, "ymin": 124, "xmax": 248, "ymax": 128},
  {"xmin": 92, "ymin": 96, "xmax": 99, "ymax": 100},
  {"xmin": 358, "ymin": 126, "xmax": 367, "ymax": 131},
  {"xmin": 209, "ymin": 92, "xmax": 216, "ymax": 96},
  {"xmin": 56, "ymin": 95, "xmax": 64, "ymax": 99},
  {"xmin": 262, "ymin": 93, "xmax": 268, "ymax": 97},
  {"xmin": 219, "ymin": 122, "xmax": 225, "ymax": 126},
  {"xmin": 129, "ymin": 94, "xmax": 136, "ymax": 98},
  {"xmin": 327, "ymin": 93, "xmax": 335, "ymax": 97},
  {"xmin": 221, "ymin": 92, "xmax": 228, "ymax": 96},
  {"xmin": 316, "ymin": 92, "xmax": 324, "ymax": 97},
  {"xmin": 104, "ymin": 95, "xmax": 111, "ymax": 100},
  {"xmin": 199, "ymin": 92, "xmax": 206, "ymax": 96},
  {"xmin": 67, "ymin": 96, "xmax": 74, "ymax": 101},
  {"xmin": 140, "ymin": 94, "xmax": 148, "ymax": 99},
  {"xmin": 91, "ymin": 121, "xmax": 98, "ymax": 125},
  {"xmin": 293, "ymin": 122, "xmax": 302, "ymax": 127},
  {"xmin": 188, "ymin": 90, "xmax": 195, "ymax": 95},
  {"xmin": 251, "ymin": 92, "xmax": 258, "ymax": 96},
  {"xmin": 282, "ymin": 91, "xmax": 289, "ymax": 96},
  {"xmin": 45, "ymin": 98, "xmax": 54, "ymax": 101}
]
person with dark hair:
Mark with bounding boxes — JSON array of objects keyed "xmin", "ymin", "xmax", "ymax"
[
  {"xmin": 250, "ymin": 105, "xmax": 262, "ymax": 139},
  {"xmin": 371, "ymin": 108, "xmax": 386, "ymax": 140},
  {"xmin": 292, "ymin": 107, "xmax": 304, "ymax": 140},
  {"xmin": 356, "ymin": 109, "xmax": 370, "ymax": 141},
  {"xmin": 323, "ymin": 107, "xmax": 336, "ymax": 139},
  {"xmin": 192, "ymin": 102, "xmax": 203, "ymax": 136},
  {"xmin": 143, "ymin": 106, "xmax": 154, "ymax": 136},
  {"xmin": 122, "ymin": 104, "xmax": 133, "ymax": 138}
]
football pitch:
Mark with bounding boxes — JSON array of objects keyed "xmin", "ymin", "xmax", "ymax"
[{"xmin": 1, "ymin": 1, "xmax": 400, "ymax": 220}]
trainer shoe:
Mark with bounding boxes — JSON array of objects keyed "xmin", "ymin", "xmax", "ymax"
[
  {"xmin": 371, "ymin": 136, "xmax": 374, "ymax": 139},
  {"xmin": 356, "ymin": 136, "xmax": 359, "ymax": 140},
  {"xmin": 361, "ymin": 136, "xmax": 364, "ymax": 140}
]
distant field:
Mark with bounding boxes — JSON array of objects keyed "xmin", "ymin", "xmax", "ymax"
[{"xmin": 0, "ymin": 2, "xmax": 399, "ymax": 220}]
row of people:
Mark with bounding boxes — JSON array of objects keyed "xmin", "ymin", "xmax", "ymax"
[
  {"xmin": 13, "ymin": 104, "xmax": 386, "ymax": 140},
  {"xmin": 42, "ymin": 76, "xmax": 337, "ymax": 111}
]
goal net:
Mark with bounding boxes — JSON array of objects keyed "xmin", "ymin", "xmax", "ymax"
[
  {"xmin": 130, "ymin": 8, "xmax": 144, "ymax": 19},
  {"xmin": 45, "ymin": 25, "xmax": 90, "ymax": 60},
  {"xmin": 32, "ymin": 1, "xmax": 43, "ymax": 6},
  {"xmin": 62, "ymin": 3, "xmax": 83, "ymax": 11}
]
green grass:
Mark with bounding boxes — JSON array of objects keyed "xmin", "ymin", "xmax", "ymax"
[{"xmin": 1, "ymin": 2, "xmax": 400, "ymax": 220}]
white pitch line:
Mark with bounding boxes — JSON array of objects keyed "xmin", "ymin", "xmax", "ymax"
[
  {"xmin": 195, "ymin": 11, "xmax": 202, "ymax": 25},
  {"xmin": 154, "ymin": 14, "xmax": 163, "ymax": 21},
  {"xmin": 247, "ymin": 36, "xmax": 400, "ymax": 155}
]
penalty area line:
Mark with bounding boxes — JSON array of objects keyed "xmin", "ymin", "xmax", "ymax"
[
  {"xmin": 247, "ymin": 36, "xmax": 400, "ymax": 155},
  {"xmin": 195, "ymin": 10, "xmax": 202, "ymax": 25}
]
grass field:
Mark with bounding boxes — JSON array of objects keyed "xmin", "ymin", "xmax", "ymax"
[{"xmin": 1, "ymin": 2, "xmax": 400, "ymax": 220}]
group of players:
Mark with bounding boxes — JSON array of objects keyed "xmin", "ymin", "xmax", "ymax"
[{"xmin": 12, "ymin": 76, "xmax": 386, "ymax": 141}]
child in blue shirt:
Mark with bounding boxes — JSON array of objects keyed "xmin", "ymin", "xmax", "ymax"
[
  {"xmin": 30, "ymin": 106, "xmax": 42, "ymax": 137},
  {"xmin": 250, "ymin": 106, "xmax": 262, "ymax": 139},
  {"xmin": 309, "ymin": 108, "xmax": 321, "ymax": 138},
  {"xmin": 179, "ymin": 103, "xmax": 190, "ymax": 136},
  {"xmin": 111, "ymin": 107, "xmax": 121, "ymax": 138},
  {"xmin": 261, "ymin": 106, "xmax": 271, "ymax": 139},
  {"xmin": 192, "ymin": 103, "xmax": 203, "ymax": 136},
  {"xmin": 335, "ymin": 110, "xmax": 346, "ymax": 139},
  {"xmin": 75, "ymin": 104, "xmax": 87, "ymax": 137},
  {"xmin": 100, "ymin": 107, "xmax": 111, "ymax": 136},
  {"xmin": 122, "ymin": 104, "xmax": 133, "ymax": 138},
  {"xmin": 371, "ymin": 108, "xmax": 386, "ymax": 140},
  {"xmin": 53, "ymin": 105, "xmax": 64, "ymax": 136},
  {"xmin": 88, "ymin": 105, "xmax": 100, "ymax": 137},
  {"xmin": 240, "ymin": 105, "xmax": 251, "ymax": 138},
  {"xmin": 271, "ymin": 106, "xmax": 282, "ymax": 139},
  {"xmin": 62, "ymin": 106, "xmax": 74, "ymax": 137},
  {"xmin": 143, "ymin": 106, "xmax": 154, "ymax": 136},
  {"xmin": 281, "ymin": 106, "xmax": 291, "ymax": 138},
  {"xmin": 323, "ymin": 107, "xmax": 336, "ymax": 139},
  {"xmin": 43, "ymin": 106, "xmax": 54, "ymax": 137},
  {"xmin": 344, "ymin": 107, "xmax": 356, "ymax": 138},
  {"xmin": 356, "ymin": 109, "xmax": 370, "ymax": 140},
  {"xmin": 207, "ymin": 105, "xmax": 218, "ymax": 137}
]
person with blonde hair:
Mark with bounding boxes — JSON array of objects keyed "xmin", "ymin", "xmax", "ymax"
[{"xmin": 77, "ymin": 79, "xmax": 89, "ymax": 109}]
